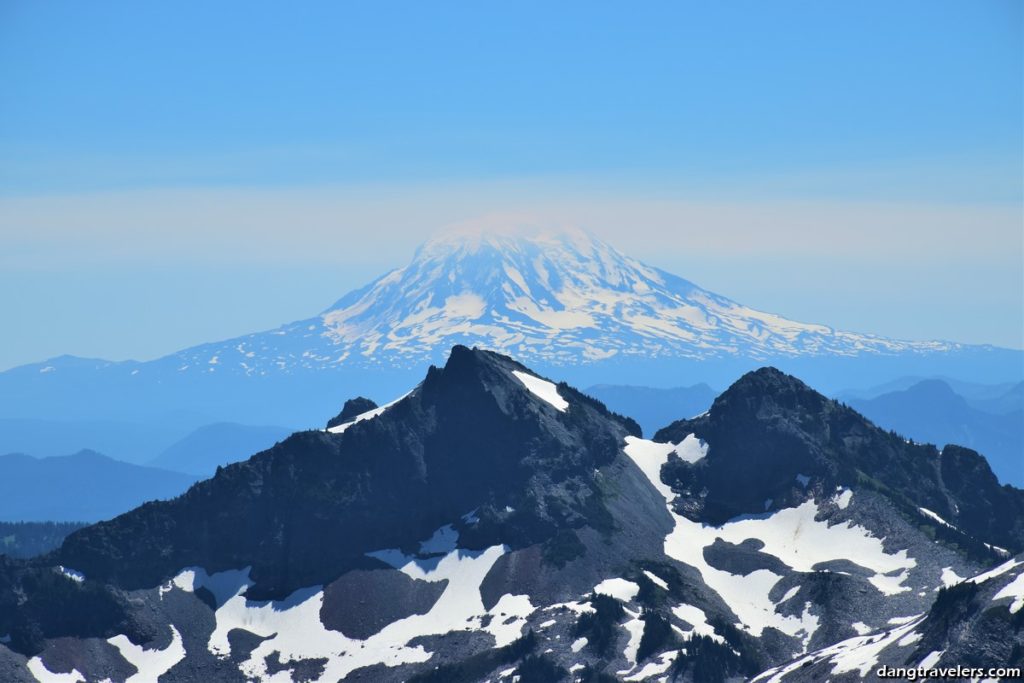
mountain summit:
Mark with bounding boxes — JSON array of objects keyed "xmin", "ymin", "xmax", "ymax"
[
  {"xmin": 2, "ymin": 227, "xmax": 1017, "ymax": 427},
  {"xmin": 182, "ymin": 227, "xmax": 959, "ymax": 373},
  {"xmin": 1, "ymin": 348, "xmax": 1021, "ymax": 682}
]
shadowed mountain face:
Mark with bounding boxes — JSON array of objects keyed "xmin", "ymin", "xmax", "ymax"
[
  {"xmin": 846, "ymin": 379, "xmax": 1023, "ymax": 487},
  {"xmin": 0, "ymin": 348, "xmax": 1020, "ymax": 682},
  {"xmin": 656, "ymin": 369, "xmax": 1024, "ymax": 554},
  {"xmin": 53, "ymin": 346, "xmax": 641, "ymax": 598}
]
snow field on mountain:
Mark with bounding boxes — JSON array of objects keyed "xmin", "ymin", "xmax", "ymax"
[
  {"xmin": 159, "ymin": 523, "xmax": 535, "ymax": 682},
  {"xmin": 671, "ymin": 604, "xmax": 725, "ymax": 643},
  {"xmin": 511, "ymin": 370, "xmax": 568, "ymax": 411},
  {"xmin": 172, "ymin": 229, "xmax": 960, "ymax": 377},
  {"xmin": 623, "ymin": 651, "xmax": 678, "ymax": 682},
  {"xmin": 620, "ymin": 608, "xmax": 646, "ymax": 665},
  {"xmin": 623, "ymin": 436, "xmax": 917, "ymax": 645},
  {"xmin": 674, "ymin": 433, "xmax": 708, "ymax": 463},
  {"xmin": 593, "ymin": 577, "xmax": 640, "ymax": 602},
  {"xmin": 992, "ymin": 569, "xmax": 1024, "ymax": 613},
  {"xmin": 968, "ymin": 557, "xmax": 1021, "ymax": 585},
  {"xmin": 107, "ymin": 625, "xmax": 185, "ymax": 682},
  {"xmin": 751, "ymin": 615, "xmax": 927, "ymax": 682},
  {"xmin": 26, "ymin": 658, "xmax": 86, "ymax": 683}
]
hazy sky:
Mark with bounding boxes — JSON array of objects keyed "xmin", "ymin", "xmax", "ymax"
[{"xmin": 1, "ymin": 1, "xmax": 1021, "ymax": 369}]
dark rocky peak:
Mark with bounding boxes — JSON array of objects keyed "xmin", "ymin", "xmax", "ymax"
[
  {"xmin": 654, "ymin": 366, "xmax": 1024, "ymax": 555},
  {"xmin": 326, "ymin": 396, "xmax": 378, "ymax": 429},
  {"xmin": 53, "ymin": 346, "xmax": 640, "ymax": 599}
]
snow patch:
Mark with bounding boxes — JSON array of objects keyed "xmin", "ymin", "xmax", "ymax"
[
  {"xmin": 918, "ymin": 507, "xmax": 955, "ymax": 529},
  {"xmin": 940, "ymin": 567, "xmax": 964, "ymax": 587},
  {"xmin": 57, "ymin": 566, "xmax": 84, "ymax": 583},
  {"xmin": 511, "ymin": 370, "xmax": 568, "ymax": 412},
  {"xmin": 897, "ymin": 631, "xmax": 922, "ymax": 647},
  {"xmin": 594, "ymin": 578, "xmax": 640, "ymax": 602},
  {"xmin": 671, "ymin": 604, "xmax": 724, "ymax": 643},
  {"xmin": 163, "ymin": 543, "xmax": 534, "ymax": 682},
  {"xmin": 673, "ymin": 434, "xmax": 708, "ymax": 464},
  {"xmin": 620, "ymin": 609, "xmax": 645, "ymax": 665},
  {"xmin": 624, "ymin": 650, "xmax": 678, "ymax": 681},
  {"xmin": 571, "ymin": 637, "xmax": 588, "ymax": 653},
  {"xmin": 969, "ymin": 558, "xmax": 1022, "ymax": 585},
  {"xmin": 623, "ymin": 436, "xmax": 915, "ymax": 644},
  {"xmin": 107, "ymin": 626, "xmax": 185, "ymax": 683},
  {"xmin": 779, "ymin": 586, "xmax": 800, "ymax": 603},
  {"xmin": 850, "ymin": 622, "xmax": 871, "ymax": 635},
  {"xmin": 754, "ymin": 615, "xmax": 926, "ymax": 682},
  {"xmin": 887, "ymin": 615, "xmax": 919, "ymax": 625},
  {"xmin": 869, "ymin": 569, "xmax": 913, "ymax": 596},
  {"xmin": 326, "ymin": 391, "xmax": 411, "ymax": 434},
  {"xmin": 26, "ymin": 658, "xmax": 85, "ymax": 683},
  {"xmin": 643, "ymin": 570, "xmax": 669, "ymax": 590},
  {"xmin": 992, "ymin": 571, "xmax": 1024, "ymax": 613},
  {"xmin": 832, "ymin": 489, "xmax": 853, "ymax": 510}
]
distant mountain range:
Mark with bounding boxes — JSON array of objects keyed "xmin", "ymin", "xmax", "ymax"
[
  {"xmin": 148, "ymin": 422, "xmax": 293, "ymax": 477},
  {"xmin": 586, "ymin": 383, "xmax": 719, "ymax": 437},
  {"xmin": 847, "ymin": 379, "xmax": 1022, "ymax": 487},
  {"xmin": 0, "ymin": 347, "xmax": 1020, "ymax": 681},
  {"xmin": 1, "ymin": 229, "xmax": 1019, "ymax": 430},
  {"xmin": 0, "ymin": 451, "xmax": 197, "ymax": 522}
]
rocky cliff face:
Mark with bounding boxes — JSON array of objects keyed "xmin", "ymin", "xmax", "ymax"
[
  {"xmin": 0, "ymin": 349, "xmax": 1019, "ymax": 682},
  {"xmin": 656, "ymin": 367, "xmax": 1024, "ymax": 556}
]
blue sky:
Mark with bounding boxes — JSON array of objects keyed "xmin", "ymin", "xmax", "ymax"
[{"xmin": 1, "ymin": 1, "xmax": 1021, "ymax": 368}]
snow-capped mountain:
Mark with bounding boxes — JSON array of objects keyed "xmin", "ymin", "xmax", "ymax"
[
  {"xmin": 176, "ymin": 227, "xmax": 957, "ymax": 374},
  {"xmin": 2, "ymin": 227, "xmax": 1019, "ymax": 428},
  {"xmin": 2, "ymin": 347, "xmax": 1020, "ymax": 682}
]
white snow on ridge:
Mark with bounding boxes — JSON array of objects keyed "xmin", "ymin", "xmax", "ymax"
[
  {"xmin": 968, "ymin": 558, "xmax": 1022, "ymax": 585},
  {"xmin": 512, "ymin": 370, "xmax": 568, "ymax": 412},
  {"xmin": 752, "ymin": 615, "xmax": 926, "ymax": 682},
  {"xmin": 623, "ymin": 436, "xmax": 916, "ymax": 644},
  {"xmin": 918, "ymin": 507, "xmax": 955, "ymax": 529},
  {"xmin": 326, "ymin": 391, "xmax": 411, "ymax": 434}
]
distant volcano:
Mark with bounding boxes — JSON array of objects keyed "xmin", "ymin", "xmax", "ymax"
[
  {"xmin": 2, "ymin": 226, "xmax": 1017, "ymax": 426},
  {"xmin": 174, "ymin": 226, "xmax": 967, "ymax": 373}
]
